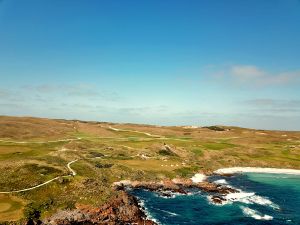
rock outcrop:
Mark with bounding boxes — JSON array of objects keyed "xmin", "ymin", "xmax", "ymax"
[
  {"xmin": 44, "ymin": 178, "xmax": 238, "ymax": 224},
  {"xmin": 114, "ymin": 178, "xmax": 237, "ymax": 204},
  {"xmin": 43, "ymin": 191, "xmax": 156, "ymax": 225}
]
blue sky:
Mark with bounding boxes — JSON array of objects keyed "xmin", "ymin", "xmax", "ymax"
[{"xmin": 0, "ymin": 0, "xmax": 300, "ymax": 130}]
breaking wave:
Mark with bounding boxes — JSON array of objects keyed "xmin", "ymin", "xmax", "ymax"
[
  {"xmin": 156, "ymin": 208, "xmax": 178, "ymax": 216},
  {"xmin": 224, "ymin": 189, "xmax": 280, "ymax": 209},
  {"xmin": 240, "ymin": 206, "xmax": 273, "ymax": 220},
  {"xmin": 214, "ymin": 179, "xmax": 228, "ymax": 185},
  {"xmin": 137, "ymin": 198, "xmax": 162, "ymax": 225}
]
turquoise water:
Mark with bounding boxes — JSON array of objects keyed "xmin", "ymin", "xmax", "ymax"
[{"xmin": 130, "ymin": 173, "xmax": 300, "ymax": 225}]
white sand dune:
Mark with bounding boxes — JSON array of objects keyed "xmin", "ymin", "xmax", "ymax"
[{"xmin": 215, "ymin": 167, "xmax": 300, "ymax": 175}]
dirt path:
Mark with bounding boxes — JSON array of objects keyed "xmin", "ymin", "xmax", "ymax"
[
  {"xmin": 108, "ymin": 126, "xmax": 192, "ymax": 142},
  {"xmin": 108, "ymin": 126, "xmax": 163, "ymax": 138},
  {"xmin": 67, "ymin": 160, "xmax": 78, "ymax": 176},
  {"xmin": 0, "ymin": 159, "xmax": 79, "ymax": 194}
]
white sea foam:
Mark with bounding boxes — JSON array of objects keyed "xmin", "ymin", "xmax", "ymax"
[
  {"xmin": 137, "ymin": 198, "xmax": 162, "ymax": 225},
  {"xmin": 156, "ymin": 208, "xmax": 178, "ymax": 216},
  {"xmin": 240, "ymin": 206, "xmax": 273, "ymax": 221},
  {"xmin": 214, "ymin": 179, "xmax": 228, "ymax": 185},
  {"xmin": 248, "ymin": 195, "xmax": 280, "ymax": 209},
  {"xmin": 155, "ymin": 190, "xmax": 186, "ymax": 199},
  {"xmin": 224, "ymin": 190, "xmax": 279, "ymax": 209},
  {"xmin": 155, "ymin": 193, "xmax": 176, "ymax": 199},
  {"xmin": 137, "ymin": 198, "xmax": 145, "ymax": 208},
  {"xmin": 225, "ymin": 191, "xmax": 255, "ymax": 202},
  {"xmin": 206, "ymin": 184, "xmax": 280, "ymax": 210}
]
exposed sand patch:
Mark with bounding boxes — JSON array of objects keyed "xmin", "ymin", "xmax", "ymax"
[{"xmin": 191, "ymin": 173, "xmax": 207, "ymax": 183}]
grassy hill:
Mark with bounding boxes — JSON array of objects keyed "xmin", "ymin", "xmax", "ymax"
[{"xmin": 0, "ymin": 116, "xmax": 299, "ymax": 223}]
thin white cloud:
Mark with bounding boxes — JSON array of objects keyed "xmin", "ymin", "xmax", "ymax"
[
  {"xmin": 216, "ymin": 64, "xmax": 300, "ymax": 87},
  {"xmin": 21, "ymin": 83, "xmax": 121, "ymax": 101},
  {"xmin": 231, "ymin": 65, "xmax": 265, "ymax": 79},
  {"xmin": 242, "ymin": 98, "xmax": 300, "ymax": 114},
  {"xmin": 0, "ymin": 89, "xmax": 11, "ymax": 98},
  {"xmin": 244, "ymin": 99, "xmax": 300, "ymax": 107}
]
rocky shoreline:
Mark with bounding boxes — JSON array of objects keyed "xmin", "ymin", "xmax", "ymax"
[
  {"xmin": 27, "ymin": 172, "xmax": 246, "ymax": 225},
  {"xmin": 43, "ymin": 191, "xmax": 157, "ymax": 225},
  {"xmin": 113, "ymin": 177, "xmax": 238, "ymax": 204},
  {"xmin": 43, "ymin": 169, "xmax": 300, "ymax": 224},
  {"xmin": 41, "ymin": 176, "xmax": 237, "ymax": 225}
]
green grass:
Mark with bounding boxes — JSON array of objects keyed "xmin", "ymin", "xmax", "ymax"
[
  {"xmin": 1, "ymin": 117, "xmax": 300, "ymax": 223},
  {"xmin": 202, "ymin": 142, "xmax": 236, "ymax": 150},
  {"xmin": 72, "ymin": 131, "xmax": 99, "ymax": 139},
  {"xmin": 0, "ymin": 164, "xmax": 63, "ymax": 192},
  {"xmin": 22, "ymin": 164, "xmax": 62, "ymax": 177},
  {"xmin": 203, "ymin": 126, "xmax": 225, "ymax": 131},
  {"xmin": 0, "ymin": 142, "xmax": 66, "ymax": 160},
  {"xmin": 191, "ymin": 148, "xmax": 203, "ymax": 156},
  {"xmin": 158, "ymin": 149, "xmax": 176, "ymax": 156},
  {"xmin": 174, "ymin": 166, "xmax": 200, "ymax": 178},
  {"xmin": 0, "ymin": 195, "xmax": 24, "ymax": 222}
]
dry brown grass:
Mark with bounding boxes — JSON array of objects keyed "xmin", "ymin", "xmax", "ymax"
[
  {"xmin": 0, "ymin": 116, "xmax": 74, "ymax": 141},
  {"xmin": 0, "ymin": 195, "xmax": 25, "ymax": 222},
  {"xmin": 0, "ymin": 116, "xmax": 300, "ymax": 222}
]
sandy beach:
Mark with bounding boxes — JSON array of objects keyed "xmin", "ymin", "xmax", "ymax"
[{"xmin": 214, "ymin": 167, "xmax": 300, "ymax": 175}]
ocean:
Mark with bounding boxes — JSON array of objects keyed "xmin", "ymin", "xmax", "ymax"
[{"xmin": 129, "ymin": 173, "xmax": 300, "ymax": 225}]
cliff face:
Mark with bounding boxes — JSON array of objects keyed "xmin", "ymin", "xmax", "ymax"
[{"xmin": 43, "ymin": 191, "xmax": 156, "ymax": 225}]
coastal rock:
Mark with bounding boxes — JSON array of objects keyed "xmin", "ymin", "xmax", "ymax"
[
  {"xmin": 219, "ymin": 173, "xmax": 234, "ymax": 177},
  {"xmin": 43, "ymin": 191, "xmax": 156, "ymax": 225},
  {"xmin": 171, "ymin": 178, "xmax": 192, "ymax": 185},
  {"xmin": 113, "ymin": 178, "xmax": 237, "ymax": 201},
  {"xmin": 195, "ymin": 182, "xmax": 237, "ymax": 194},
  {"xmin": 130, "ymin": 180, "xmax": 188, "ymax": 195},
  {"xmin": 211, "ymin": 196, "xmax": 226, "ymax": 204}
]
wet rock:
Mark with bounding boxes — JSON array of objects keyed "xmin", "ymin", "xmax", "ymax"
[
  {"xmin": 114, "ymin": 179, "xmax": 237, "ymax": 197},
  {"xmin": 211, "ymin": 196, "xmax": 226, "ymax": 204},
  {"xmin": 220, "ymin": 173, "xmax": 235, "ymax": 177}
]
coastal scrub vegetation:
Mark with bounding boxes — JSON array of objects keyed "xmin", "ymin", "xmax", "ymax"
[{"xmin": 0, "ymin": 116, "xmax": 300, "ymax": 222}]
